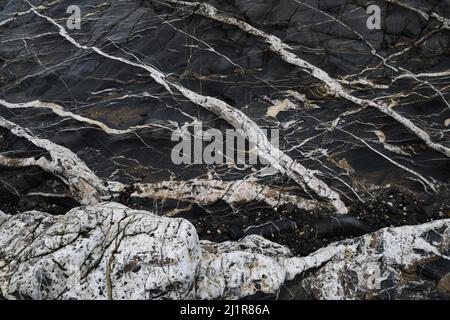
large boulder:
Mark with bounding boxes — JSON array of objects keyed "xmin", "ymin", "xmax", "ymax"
[
  {"xmin": 0, "ymin": 202, "xmax": 201, "ymax": 299},
  {"xmin": 197, "ymin": 235, "xmax": 292, "ymax": 299},
  {"xmin": 301, "ymin": 219, "xmax": 450, "ymax": 299}
]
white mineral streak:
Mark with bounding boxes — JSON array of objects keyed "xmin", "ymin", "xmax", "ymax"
[
  {"xmin": 0, "ymin": 1, "xmax": 58, "ymax": 27},
  {"xmin": 171, "ymin": 85, "xmax": 348, "ymax": 213},
  {"xmin": 0, "ymin": 114, "xmax": 320, "ymax": 210},
  {"xmin": 342, "ymin": 129, "xmax": 437, "ymax": 192},
  {"xmin": 266, "ymin": 99, "xmax": 296, "ymax": 118},
  {"xmin": 386, "ymin": 0, "xmax": 450, "ymax": 29},
  {"xmin": 372, "ymin": 130, "xmax": 412, "ymax": 157},
  {"xmin": 0, "ymin": 99, "xmax": 168, "ymax": 135},
  {"xmin": 28, "ymin": 4, "xmax": 348, "ymax": 214},
  {"xmin": 0, "ymin": 203, "xmax": 447, "ymax": 300},
  {"xmin": 0, "ymin": 116, "xmax": 324, "ymax": 211},
  {"xmin": 132, "ymin": 178, "xmax": 320, "ymax": 211},
  {"xmin": 0, "ymin": 116, "xmax": 107, "ymax": 205},
  {"xmin": 162, "ymin": 0, "xmax": 450, "ymax": 159}
]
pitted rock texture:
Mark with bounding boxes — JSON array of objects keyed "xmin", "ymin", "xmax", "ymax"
[
  {"xmin": 0, "ymin": 203, "xmax": 303, "ymax": 300},
  {"xmin": 197, "ymin": 235, "xmax": 293, "ymax": 299},
  {"xmin": 0, "ymin": 202, "xmax": 201, "ymax": 300},
  {"xmin": 300, "ymin": 219, "xmax": 450, "ymax": 300}
]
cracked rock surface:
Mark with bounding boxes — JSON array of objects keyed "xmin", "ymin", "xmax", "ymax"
[
  {"xmin": 0, "ymin": 202, "xmax": 201, "ymax": 300},
  {"xmin": 0, "ymin": 0, "xmax": 450, "ymax": 300},
  {"xmin": 0, "ymin": 203, "xmax": 448, "ymax": 300},
  {"xmin": 300, "ymin": 219, "xmax": 450, "ymax": 299}
]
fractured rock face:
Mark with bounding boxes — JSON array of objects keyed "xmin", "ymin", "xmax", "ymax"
[
  {"xmin": 197, "ymin": 235, "xmax": 292, "ymax": 299},
  {"xmin": 0, "ymin": 203, "xmax": 448, "ymax": 300},
  {"xmin": 0, "ymin": 203, "xmax": 297, "ymax": 300},
  {"xmin": 0, "ymin": 0, "xmax": 449, "ymax": 302},
  {"xmin": 0, "ymin": 203, "xmax": 201, "ymax": 300},
  {"xmin": 301, "ymin": 219, "xmax": 450, "ymax": 300}
]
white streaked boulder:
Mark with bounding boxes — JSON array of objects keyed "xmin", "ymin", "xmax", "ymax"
[
  {"xmin": 301, "ymin": 219, "xmax": 450, "ymax": 300},
  {"xmin": 0, "ymin": 202, "xmax": 201, "ymax": 300},
  {"xmin": 196, "ymin": 235, "xmax": 292, "ymax": 299}
]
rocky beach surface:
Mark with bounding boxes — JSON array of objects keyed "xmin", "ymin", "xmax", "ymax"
[{"xmin": 0, "ymin": 0, "xmax": 449, "ymax": 299}]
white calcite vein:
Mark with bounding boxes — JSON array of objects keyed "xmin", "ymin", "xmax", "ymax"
[
  {"xmin": 26, "ymin": 4, "xmax": 348, "ymax": 214},
  {"xmin": 0, "ymin": 99, "xmax": 174, "ymax": 135},
  {"xmin": 0, "ymin": 114, "xmax": 320, "ymax": 211},
  {"xmin": 161, "ymin": 0, "xmax": 450, "ymax": 159},
  {"xmin": 0, "ymin": 116, "xmax": 108, "ymax": 205},
  {"xmin": 341, "ymin": 129, "xmax": 437, "ymax": 192},
  {"xmin": 132, "ymin": 178, "xmax": 321, "ymax": 211},
  {"xmin": 386, "ymin": 0, "xmax": 450, "ymax": 29}
]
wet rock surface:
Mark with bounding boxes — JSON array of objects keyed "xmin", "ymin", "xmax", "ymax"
[
  {"xmin": 0, "ymin": 0, "xmax": 449, "ymax": 299},
  {"xmin": 189, "ymin": 187, "xmax": 449, "ymax": 256}
]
